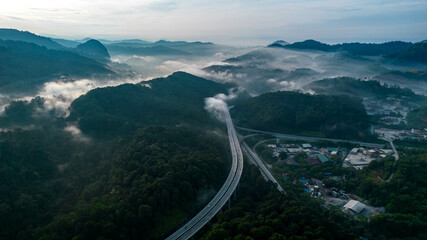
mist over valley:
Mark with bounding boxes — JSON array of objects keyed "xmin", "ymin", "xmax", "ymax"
[{"xmin": 0, "ymin": 3, "xmax": 427, "ymax": 238}]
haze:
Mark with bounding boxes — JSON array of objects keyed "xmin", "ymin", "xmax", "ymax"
[{"xmin": 1, "ymin": 0, "xmax": 427, "ymax": 45}]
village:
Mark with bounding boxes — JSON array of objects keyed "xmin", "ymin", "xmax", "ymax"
[
  {"xmin": 266, "ymin": 141, "xmax": 394, "ymax": 170},
  {"xmin": 263, "ymin": 141, "xmax": 392, "ymax": 219}
]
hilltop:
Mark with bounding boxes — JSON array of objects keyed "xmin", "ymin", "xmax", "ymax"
[{"xmin": 0, "ymin": 40, "xmax": 113, "ymax": 93}]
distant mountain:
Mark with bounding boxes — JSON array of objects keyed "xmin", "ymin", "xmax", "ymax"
[
  {"xmin": 51, "ymin": 38, "xmax": 82, "ymax": 48},
  {"xmin": 107, "ymin": 45, "xmax": 190, "ymax": 56},
  {"xmin": 0, "ymin": 40, "xmax": 113, "ymax": 93},
  {"xmin": 0, "ymin": 28, "xmax": 64, "ymax": 49},
  {"xmin": 68, "ymin": 71, "xmax": 227, "ymax": 136},
  {"xmin": 336, "ymin": 41, "xmax": 413, "ymax": 56},
  {"xmin": 269, "ymin": 39, "xmax": 413, "ymax": 57},
  {"xmin": 153, "ymin": 40, "xmax": 213, "ymax": 46},
  {"xmin": 268, "ymin": 40, "xmax": 290, "ymax": 47},
  {"xmin": 97, "ymin": 38, "xmax": 152, "ymax": 45},
  {"xmin": 304, "ymin": 77, "xmax": 426, "ymax": 103},
  {"xmin": 0, "ymin": 29, "xmax": 113, "ymax": 63},
  {"xmin": 105, "ymin": 39, "xmax": 221, "ymax": 56},
  {"xmin": 277, "ymin": 39, "xmax": 333, "ymax": 51},
  {"xmin": 76, "ymin": 39, "xmax": 111, "ymax": 63},
  {"xmin": 391, "ymin": 42, "xmax": 427, "ymax": 63}
]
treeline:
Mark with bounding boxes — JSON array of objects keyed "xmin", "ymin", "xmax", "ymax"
[{"xmin": 231, "ymin": 91, "xmax": 370, "ymax": 139}]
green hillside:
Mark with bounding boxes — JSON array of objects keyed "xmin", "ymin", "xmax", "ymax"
[
  {"xmin": 231, "ymin": 91, "xmax": 370, "ymax": 139},
  {"xmin": 0, "ymin": 40, "xmax": 113, "ymax": 93},
  {"xmin": 68, "ymin": 72, "xmax": 227, "ymax": 136},
  {"xmin": 0, "ymin": 72, "xmax": 230, "ymax": 240}
]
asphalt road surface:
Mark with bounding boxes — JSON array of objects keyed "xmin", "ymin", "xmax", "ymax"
[{"xmin": 165, "ymin": 106, "xmax": 244, "ymax": 240}]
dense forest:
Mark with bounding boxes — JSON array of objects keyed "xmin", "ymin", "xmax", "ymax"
[
  {"xmin": 355, "ymin": 148, "xmax": 427, "ymax": 239},
  {"xmin": 0, "ymin": 126, "xmax": 229, "ymax": 240},
  {"xmin": 0, "ymin": 72, "xmax": 231, "ymax": 239},
  {"xmin": 230, "ymin": 91, "xmax": 370, "ymax": 139},
  {"xmin": 68, "ymin": 72, "xmax": 227, "ymax": 136}
]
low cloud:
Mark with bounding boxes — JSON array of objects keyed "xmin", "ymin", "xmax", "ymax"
[
  {"xmin": 204, "ymin": 89, "xmax": 239, "ymax": 122},
  {"xmin": 200, "ymin": 47, "xmax": 405, "ymax": 95},
  {"xmin": 64, "ymin": 124, "xmax": 91, "ymax": 142}
]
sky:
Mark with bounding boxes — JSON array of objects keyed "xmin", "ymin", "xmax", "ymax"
[{"xmin": 1, "ymin": 0, "xmax": 427, "ymax": 45}]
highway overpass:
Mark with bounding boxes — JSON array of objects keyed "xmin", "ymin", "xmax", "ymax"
[
  {"xmin": 236, "ymin": 127, "xmax": 386, "ymax": 148},
  {"xmin": 165, "ymin": 106, "xmax": 244, "ymax": 240}
]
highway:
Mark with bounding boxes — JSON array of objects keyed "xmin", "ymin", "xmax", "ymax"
[
  {"xmin": 240, "ymin": 140, "xmax": 285, "ymax": 193},
  {"xmin": 236, "ymin": 127, "xmax": 386, "ymax": 148},
  {"xmin": 165, "ymin": 106, "xmax": 244, "ymax": 240},
  {"xmin": 386, "ymin": 139, "xmax": 399, "ymax": 182}
]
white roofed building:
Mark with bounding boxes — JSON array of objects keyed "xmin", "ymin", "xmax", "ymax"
[{"xmin": 343, "ymin": 200, "xmax": 366, "ymax": 214}]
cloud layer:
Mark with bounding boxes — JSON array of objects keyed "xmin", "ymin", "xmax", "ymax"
[{"xmin": 1, "ymin": 0, "xmax": 427, "ymax": 45}]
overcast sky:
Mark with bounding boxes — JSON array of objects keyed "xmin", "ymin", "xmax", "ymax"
[{"xmin": 1, "ymin": 0, "xmax": 426, "ymax": 45}]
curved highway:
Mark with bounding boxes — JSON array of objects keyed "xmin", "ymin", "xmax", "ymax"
[
  {"xmin": 165, "ymin": 106, "xmax": 244, "ymax": 240},
  {"xmin": 240, "ymin": 140, "xmax": 284, "ymax": 193}
]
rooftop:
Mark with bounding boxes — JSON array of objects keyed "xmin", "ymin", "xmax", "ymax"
[{"xmin": 344, "ymin": 200, "xmax": 366, "ymax": 214}]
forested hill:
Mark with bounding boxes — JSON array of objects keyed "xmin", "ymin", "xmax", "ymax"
[
  {"xmin": 68, "ymin": 71, "xmax": 228, "ymax": 136},
  {"xmin": 391, "ymin": 42, "xmax": 427, "ymax": 63},
  {"xmin": 0, "ymin": 39, "xmax": 113, "ymax": 93},
  {"xmin": 0, "ymin": 28, "xmax": 64, "ymax": 49},
  {"xmin": 269, "ymin": 39, "xmax": 427, "ymax": 63},
  {"xmin": 76, "ymin": 39, "xmax": 111, "ymax": 63},
  {"xmin": 0, "ymin": 72, "xmax": 230, "ymax": 240},
  {"xmin": 231, "ymin": 91, "xmax": 370, "ymax": 139},
  {"xmin": 269, "ymin": 39, "xmax": 412, "ymax": 55},
  {"xmin": 305, "ymin": 77, "xmax": 427, "ymax": 104}
]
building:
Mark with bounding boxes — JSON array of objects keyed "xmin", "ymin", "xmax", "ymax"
[
  {"xmin": 302, "ymin": 143, "xmax": 312, "ymax": 149},
  {"xmin": 317, "ymin": 154, "xmax": 332, "ymax": 164},
  {"xmin": 343, "ymin": 147, "xmax": 392, "ymax": 170},
  {"xmin": 343, "ymin": 200, "xmax": 366, "ymax": 214}
]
